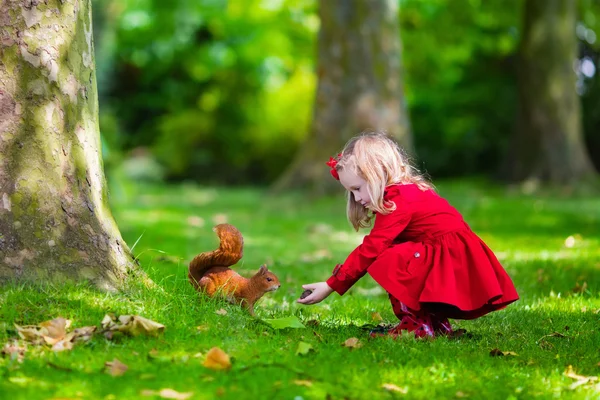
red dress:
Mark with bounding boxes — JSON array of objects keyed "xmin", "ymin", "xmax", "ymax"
[{"xmin": 326, "ymin": 184, "xmax": 519, "ymax": 320}]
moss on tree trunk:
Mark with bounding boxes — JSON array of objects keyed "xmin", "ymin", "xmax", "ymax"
[
  {"xmin": 272, "ymin": 0, "xmax": 413, "ymax": 195},
  {"xmin": 0, "ymin": 0, "xmax": 142, "ymax": 290}
]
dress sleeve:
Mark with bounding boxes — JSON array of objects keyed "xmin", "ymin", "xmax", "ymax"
[{"xmin": 326, "ymin": 198, "xmax": 412, "ymax": 295}]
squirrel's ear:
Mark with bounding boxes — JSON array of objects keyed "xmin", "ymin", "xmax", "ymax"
[{"xmin": 258, "ymin": 264, "xmax": 268, "ymax": 275}]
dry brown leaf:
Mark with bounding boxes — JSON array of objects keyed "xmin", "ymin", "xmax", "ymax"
[
  {"xmin": 2, "ymin": 340, "xmax": 26, "ymax": 363},
  {"xmin": 572, "ymin": 282, "xmax": 588, "ymax": 294},
  {"xmin": 215, "ymin": 309, "xmax": 227, "ymax": 316},
  {"xmin": 72, "ymin": 326, "xmax": 97, "ymax": 343},
  {"xmin": 489, "ymin": 348, "xmax": 518, "ymax": 357},
  {"xmin": 293, "ymin": 380, "xmax": 313, "ymax": 387},
  {"xmin": 101, "ymin": 314, "xmax": 115, "ymax": 329},
  {"xmin": 564, "ymin": 365, "xmax": 599, "ymax": 390},
  {"xmin": 371, "ymin": 312, "xmax": 383, "ymax": 322},
  {"xmin": 15, "ymin": 324, "xmax": 45, "ymax": 344},
  {"xmin": 51, "ymin": 334, "xmax": 75, "ymax": 352},
  {"xmin": 342, "ymin": 338, "xmax": 363, "ymax": 349},
  {"xmin": 382, "ymin": 383, "xmax": 408, "ymax": 394},
  {"xmin": 203, "ymin": 347, "xmax": 231, "ymax": 370},
  {"xmin": 102, "ymin": 314, "xmax": 165, "ymax": 337},
  {"xmin": 105, "ymin": 358, "xmax": 128, "ymax": 377},
  {"xmin": 40, "ymin": 318, "xmax": 71, "ymax": 345}
]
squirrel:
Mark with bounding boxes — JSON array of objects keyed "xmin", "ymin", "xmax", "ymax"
[{"xmin": 189, "ymin": 223, "xmax": 280, "ymax": 316}]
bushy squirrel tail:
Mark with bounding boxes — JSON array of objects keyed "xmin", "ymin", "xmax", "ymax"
[{"xmin": 188, "ymin": 224, "xmax": 244, "ymax": 288}]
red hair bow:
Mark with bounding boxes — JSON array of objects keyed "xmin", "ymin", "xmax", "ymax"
[{"xmin": 326, "ymin": 153, "xmax": 343, "ymax": 180}]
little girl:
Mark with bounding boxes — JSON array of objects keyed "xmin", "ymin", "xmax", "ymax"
[{"xmin": 297, "ymin": 132, "xmax": 519, "ymax": 338}]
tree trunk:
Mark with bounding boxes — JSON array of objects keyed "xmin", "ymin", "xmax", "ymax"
[
  {"xmin": 0, "ymin": 0, "xmax": 140, "ymax": 290},
  {"xmin": 505, "ymin": 0, "xmax": 596, "ymax": 184},
  {"xmin": 272, "ymin": 0, "xmax": 413, "ymax": 195}
]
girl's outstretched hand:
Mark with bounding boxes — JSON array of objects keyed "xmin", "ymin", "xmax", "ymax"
[{"xmin": 297, "ymin": 282, "xmax": 334, "ymax": 305}]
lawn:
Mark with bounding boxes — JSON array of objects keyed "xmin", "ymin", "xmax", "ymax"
[{"xmin": 1, "ymin": 179, "xmax": 599, "ymax": 399}]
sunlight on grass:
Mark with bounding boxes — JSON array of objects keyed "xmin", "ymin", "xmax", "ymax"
[{"xmin": 1, "ymin": 180, "xmax": 599, "ymax": 399}]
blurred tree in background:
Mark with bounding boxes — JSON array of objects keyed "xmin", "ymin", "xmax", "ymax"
[
  {"xmin": 273, "ymin": 0, "xmax": 412, "ymax": 194},
  {"xmin": 93, "ymin": 0, "xmax": 600, "ymax": 186},
  {"xmin": 504, "ymin": 0, "xmax": 596, "ymax": 184}
]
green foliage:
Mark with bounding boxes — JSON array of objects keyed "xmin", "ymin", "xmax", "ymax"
[
  {"xmin": 1, "ymin": 180, "xmax": 600, "ymax": 399},
  {"xmin": 97, "ymin": 0, "xmax": 316, "ymax": 184},
  {"xmin": 95, "ymin": 0, "xmax": 600, "ymax": 183}
]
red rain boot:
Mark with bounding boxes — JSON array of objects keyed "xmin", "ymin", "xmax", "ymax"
[
  {"xmin": 431, "ymin": 316, "xmax": 453, "ymax": 336},
  {"xmin": 369, "ymin": 294, "xmax": 435, "ymax": 339}
]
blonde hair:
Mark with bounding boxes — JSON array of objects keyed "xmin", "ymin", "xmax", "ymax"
[{"xmin": 334, "ymin": 131, "xmax": 433, "ymax": 231}]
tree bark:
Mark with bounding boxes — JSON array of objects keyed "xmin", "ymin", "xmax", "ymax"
[
  {"xmin": 0, "ymin": 0, "xmax": 140, "ymax": 290},
  {"xmin": 272, "ymin": 0, "xmax": 413, "ymax": 195},
  {"xmin": 505, "ymin": 0, "xmax": 596, "ymax": 184}
]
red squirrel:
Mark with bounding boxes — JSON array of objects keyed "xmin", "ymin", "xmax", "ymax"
[{"xmin": 189, "ymin": 224, "xmax": 280, "ymax": 315}]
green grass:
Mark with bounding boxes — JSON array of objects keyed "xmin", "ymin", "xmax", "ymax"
[{"xmin": 1, "ymin": 179, "xmax": 599, "ymax": 399}]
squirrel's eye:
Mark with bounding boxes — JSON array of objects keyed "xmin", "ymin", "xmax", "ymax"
[{"xmin": 266, "ymin": 277, "xmax": 273, "ymax": 282}]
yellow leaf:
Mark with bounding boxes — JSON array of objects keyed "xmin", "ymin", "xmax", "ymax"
[
  {"xmin": 203, "ymin": 347, "xmax": 231, "ymax": 370},
  {"xmin": 141, "ymin": 389, "xmax": 194, "ymax": 399},
  {"xmin": 294, "ymin": 380, "xmax": 313, "ymax": 387},
  {"xmin": 342, "ymin": 338, "xmax": 363, "ymax": 349},
  {"xmin": 382, "ymin": 383, "xmax": 408, "ymax": 394},
  {"xmin": 371, "ymin": 312, "xmax": 383, "ymax": 322},
  {"xmin": 115, "ymin": 315, "xmax": 165, "ymax": 337},
  {"xmin": 105, "ymin": 358, "xmax": 128, "ymax": 377},
  {"xmin": 157, "ymin": 389, "xmax": 194, "ymax": 399}
]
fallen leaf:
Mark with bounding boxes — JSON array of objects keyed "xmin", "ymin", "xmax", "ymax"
[
  {"xmin": 215, "ymin": 309, "xmax": 228, "ymax": 316},
  {"xmin": 157, "ymin": 389, "xmax": 194, "ymax": 399},
  {"xmin": 294, "ymin": 380, "xmax": 313, "ymax": 387},
  {"xmin": 262, "ymin": 316, "xmax": 305, "ymax": 330},
  {"xmin": 371, "ymin": 312, "xmax": 383, "ymax": 322},
  {"xmin": 72, "ymin": 326, "xmax": 97, "ymax": 343},
  {"xmin": 564, "ymin": 365, "xmax": 599, "ymax": 390},
  {"xmin": 203, "ymin": 347, "xmax": 231, "ymax": 370},
  {"xmin": 573, "ymin": 282, "xmax": 588, "ymax": 294},
  {"xmin": 489, "ymin": 348, "xmax": 518, "ymax": 357},
  {"xmin": 117, "ymin": 315, "xmax": 165, "ymax": 337},
  {"xmin": 141, "ymin": 389, "xmax": 194, "ymax": 399},
  {"xmin": 40, "ymin": 317, "xmax": 71, "ymax": 345},
  {"xmin": 196, "ymin": 325, "xmax": 209, "ymax": 332},
  {"xmin": 105, "ymin": 358, "xmax": 128, "ymax": 376},
  {"xmin": 295, "ymin": 341, "xmax": 314, "ymax": 356},
  {"xmin": 14, "ymin": 324, "xmax": 45, "ymax": 344},
  {"xmin": 51, "ymin": 336, "xmax": 74, "ymax": 352},
  {"xmin": 342, "ymin": 338, "xmax": 363, "ymax": 349},
  {"xmin": 382, "ymin": 383, "xmax": 407, "ymax": 394},
  {"xmin": 1, "ymin": 340, "xmax": 26, "ymax": 363},
  {"xmin": 102, "ymin": 314, "xmax": 165, "ymax": 337}
]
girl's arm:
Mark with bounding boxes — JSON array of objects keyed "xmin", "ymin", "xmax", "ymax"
[{"xmin": 326, "ymin": 201, "xmax": 412, "ymax": 295}]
